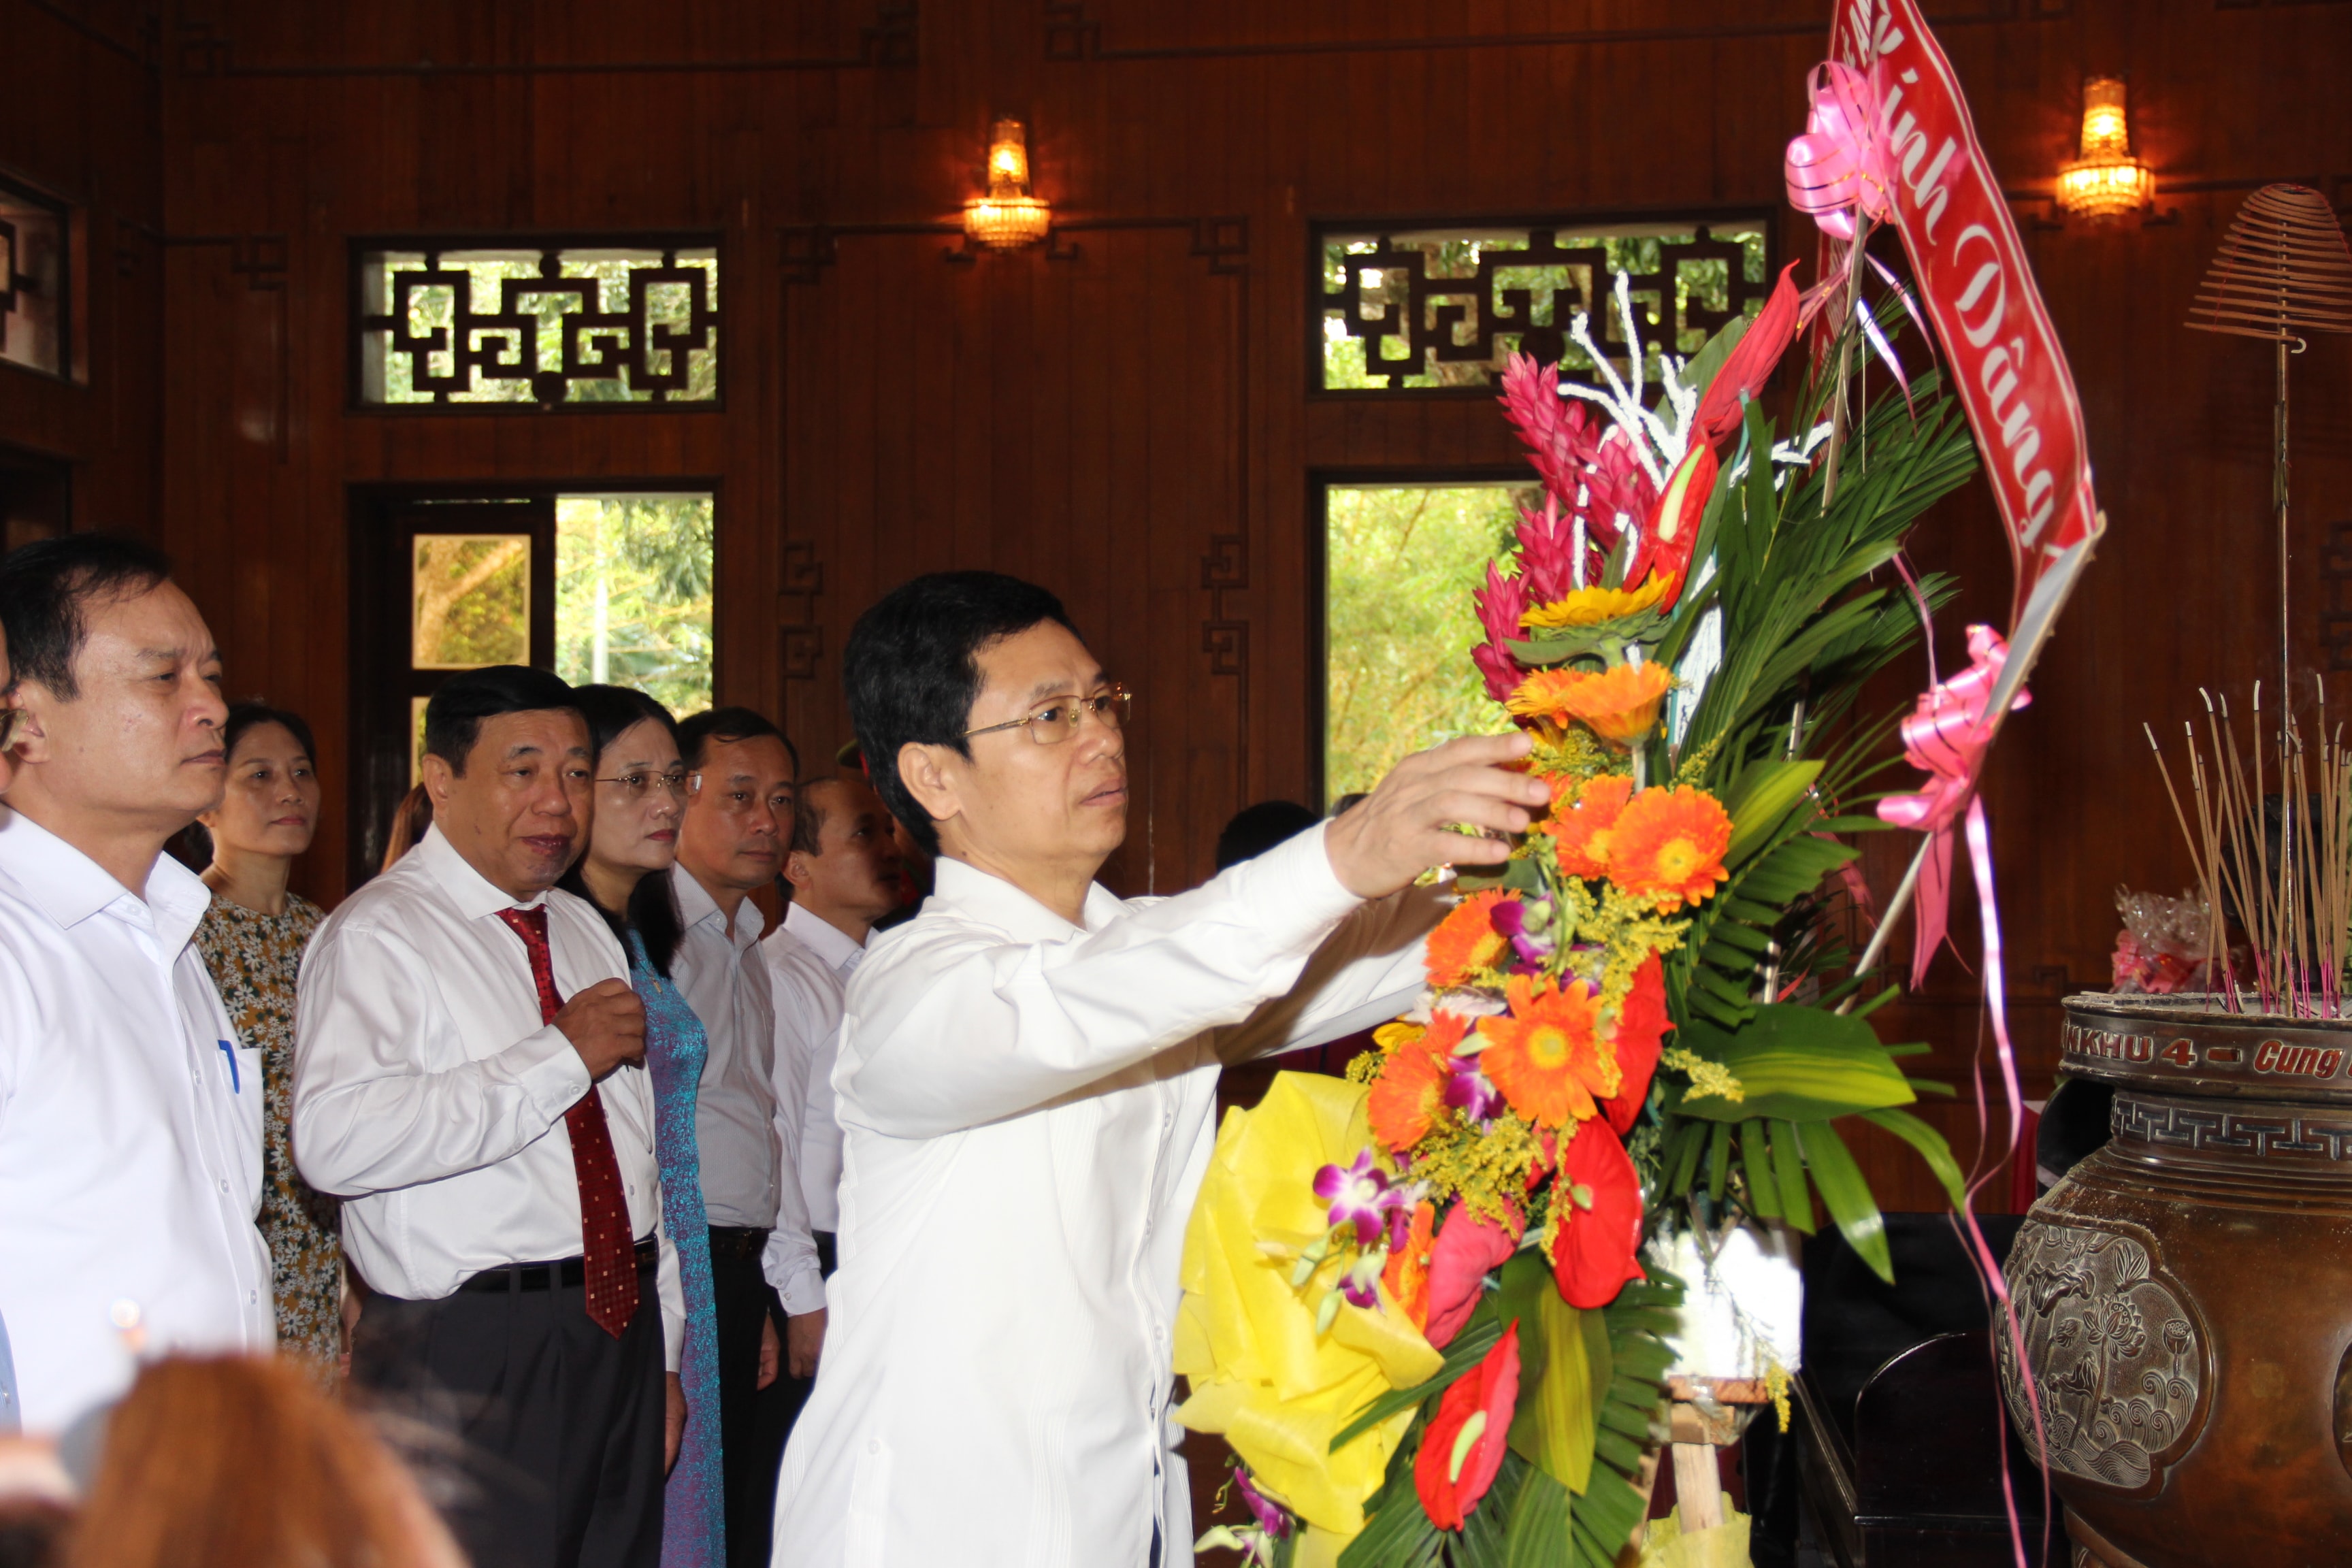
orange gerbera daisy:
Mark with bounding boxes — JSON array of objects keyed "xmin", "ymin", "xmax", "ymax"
[
  {"xmin": 1424, "ymin": 889, "xmax": 1513, "ymax": 988},
  {"xmin": 1543, "ymin": 772, "xmax": 1634, "ymax": 880},
  {"xmin": 1380, "ymin": 1199, "xmax": 1439, "ymax": 1328},
  {"xmin": 1476, "ymin": 973, "xmax": 1621, "ymax": 1128},
  {"xmin": 1608, "ymin": 785, "xmax": 1733, "ymax": 911},
  {"xmin": 1367, "ymin": 1011, "xmax": 1468, "ymax": 1153},
  {"xmin": 1520, "ymin": 570, "xmax": 1671, "ymax": 632},
  {"xmin": 1505, "ymin": 662, "xmax": 1676, "ymax": 746}
]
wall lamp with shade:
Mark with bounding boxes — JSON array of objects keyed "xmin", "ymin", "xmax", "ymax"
[
  {"xmin": 2058, "ymin": 77, "xmax": 2153, "ymax": 218},
  {"xmin": 964, "ymin": 118, "xmax": 1053, "ymax": 250}
]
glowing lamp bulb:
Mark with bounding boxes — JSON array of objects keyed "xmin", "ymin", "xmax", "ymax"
[
  {"xmin": 2059, "ymin": 76, "xmax": 2153, "ymax": 218},
  {"xmin": 966, "ymin": 118, "xmax": 1051, "ymax": 250}
]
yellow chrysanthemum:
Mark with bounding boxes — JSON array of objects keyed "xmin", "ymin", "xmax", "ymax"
[{"xmin": 1520, "ymin": 571, "xmax": 1672, "ymax": 632}]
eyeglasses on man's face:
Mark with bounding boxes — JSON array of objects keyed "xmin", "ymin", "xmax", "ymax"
[
  {"xmin": 962, "ymin": 684, "xmax": 1132, "ymax": 747},
  {"xmin": 595, "ymin": 768, "xmax": 690, "ymax": 800}
]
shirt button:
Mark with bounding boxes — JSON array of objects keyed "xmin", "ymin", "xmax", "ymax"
[
  {"xmin": 218, "ymin": 1179, "xmax": 230, "ymax": 1194},
  {"xmin": 867, "ymin": 1439, "xmax": 881, "ymax": 1456}
]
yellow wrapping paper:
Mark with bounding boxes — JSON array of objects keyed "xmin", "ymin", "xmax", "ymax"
[
  {"xmin": 1639, "ymin": 1505, "xmax": 1754, "ymax": 1568},
  {"xmin": 1173, "ymin": 1073, "xmax": 1445, "ymax": 1538}
]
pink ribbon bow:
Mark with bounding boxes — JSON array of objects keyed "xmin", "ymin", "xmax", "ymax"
[
  {"xmin": 1878, "ymin": 623, "xmax": 2028, "ymax": 989},
  {"xmin": 1784, "ymin": 60, "xmax": 1895, "ymax": 242}
]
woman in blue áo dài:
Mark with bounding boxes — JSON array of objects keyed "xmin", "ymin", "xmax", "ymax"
[{"xmin": 559, "ymin": 683, "xmax": 725, "ymax": 1567}]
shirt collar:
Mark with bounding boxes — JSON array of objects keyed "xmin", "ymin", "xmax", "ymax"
[
  {"xmin": 783, "ymin": 898, "xmax": 868, "ymax": 975},
  {"xmin": 927, "ymin": 855, "xmax": 1124, "ymax": 945},
  {"xmin": 0, "ymin": 804, "xmax": 214, "ymax": 948},
  {"xmin": 412, "ymin": 823, "xmax": 551, "ymax": 919},
  {"xmin": 674, "ymin": 865, "xmax": 766, "ymax": 947}
]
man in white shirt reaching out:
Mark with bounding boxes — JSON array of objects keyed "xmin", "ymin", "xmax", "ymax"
[
  {"xmin": 762, "ymin": 772, "xmax": 904, "ymax": 1359},
  {"xmin": 771, "ymin": 572, "xmax": 1545, "ymax": 1568},
  {"xmin": 0, "ymin": 535, "xmax": 272, "ymax": 1434}
]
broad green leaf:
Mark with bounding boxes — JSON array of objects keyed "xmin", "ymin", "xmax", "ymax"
[
  {"xmin": 1720, "ymin": 758, "xmax": 1825, "ymax": 867},
  {"xmin": 1797, "ymin": 1118, "xmax": 1892, "ymax": 1282},
  {"xmin": 1501, "ymin": 1255, "xmax": 1597, "ymax": 1493},
  {"xmin": 1673, "ymin": 1003, "xmax": 1917, "ymax": 1122},
  {"xmin": 1740, "ymin": 1119, "xmax": 1780, "ymax": 1219},
  {"xmin": 1705, "ymin": 1122, "xmax": 1732, "ymax": 1202},
  {"xmin": 1769, "ymin": 1118, "xmax": 1814, "ymax": 1232},
  {"xmin": 1861, "ymin": 1107, "xmax": 1968, "ymax": 1209},
  {"xmin": 1505, "ymin": 1465, "xmax": 1575, "ymax": 1568}
]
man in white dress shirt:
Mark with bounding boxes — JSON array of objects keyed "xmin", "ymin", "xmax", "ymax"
[
  {"xmin": 670, "ymin": 705, "xmax": 805, "ymax": 1568},
  {"xmin": 772, "ymin": 572, "xmax": 1546, "ymax": 1567},
  {"xmin": 0, "ymin": 535, "xmax": 272, "ymax": 1434},
  {"xmin": 295, "ymin": 665, "xmax": 685, "ymax": 1568},
  {"xmin": 766, "ymin": 772, "xmax": 902, "ymax": 1316}
]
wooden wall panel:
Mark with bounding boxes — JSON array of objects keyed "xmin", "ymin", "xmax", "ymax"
[
  {"xmin": 0, "ymin": 0, "xmax": 162, "ymax": 539},
  {"xmin": 0, "ymin": 0, "xmax": 2342, "ymax": 1211}
]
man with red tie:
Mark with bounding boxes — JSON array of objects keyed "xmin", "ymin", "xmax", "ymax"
[{"xmin": 295, "ymin": 665, "xmax": 685, "ymax": 1568}]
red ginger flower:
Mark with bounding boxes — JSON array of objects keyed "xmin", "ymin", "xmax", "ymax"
[
  {"xmin": 1548, "ymin": 1120, "xmax": 1647, "ymax": 1309},
  {"xmin": 1414, "ymin": 1321, "xmax": 1522, "ymax": 1531},
  {"xmin": 1470, "ymin": 562, "xmax": 1529, "ymax": 702},
  {"xmin": 1599, "ymin": 956, "xmax": 1672, "ymax": 1137},
  {"xmin": 1608, "ymin": 785, "xmax": 1733, "ymax": 911}
]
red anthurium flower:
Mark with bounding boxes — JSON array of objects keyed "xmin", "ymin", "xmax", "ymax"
[
  {"xmin": 1692, "ymin": 261, "xmax": 1804, "ymax": 450},
  {"xmin": 1421, "ymin": 1203, "xmax": 1521, "ymax": 1350},
  {"xmin": 1548, "ymin": 1122, "xmax": 1646, "ymax": 1309},
  {"xmin": 1414, "ymin": 1321, "xmax": 1522, "ymax": 1531},
  {"xmin": 1599, "ymin": 956, "xmax": 1672, "ymax": 1137}
]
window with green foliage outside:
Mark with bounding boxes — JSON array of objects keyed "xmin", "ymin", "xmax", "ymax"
[
  {"xmin": 1324, "ymin": 483, "xmax": 1533, "ymax": 805},
  {"xmin": 555, "ymin": 494, "xmax": 715, "ymax": 716}
]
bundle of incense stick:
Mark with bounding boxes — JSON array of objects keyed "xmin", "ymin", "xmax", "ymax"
[{"xmin": 2146, "ymin": 681, "xmax": 2352, "ymax": 1017}]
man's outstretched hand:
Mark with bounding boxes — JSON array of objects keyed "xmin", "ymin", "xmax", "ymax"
[{"xmin": 1323, "ymin": 732, "xmax": 1548, "ymax": 900}]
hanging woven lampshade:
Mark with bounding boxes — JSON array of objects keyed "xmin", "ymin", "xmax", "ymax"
[{"xmin": 2185, "ymin": 183, "xmax": 2352, "ymax": 342}]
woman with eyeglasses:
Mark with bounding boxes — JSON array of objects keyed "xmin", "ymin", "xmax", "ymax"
[
  {"xmin": 555, "ymin": 684, "xmax": 724, "ymax": 1567},
  {"xmin": 184, "ymin": 702, "xmax": 343, "ymax": 1375}
]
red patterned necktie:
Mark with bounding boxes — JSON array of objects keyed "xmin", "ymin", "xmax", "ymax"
[{"xmin": 495, "ymin": 905, "xmax": 639, "ymax": 1337}]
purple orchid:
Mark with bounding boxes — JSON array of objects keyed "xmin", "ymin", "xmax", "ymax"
[
  {"xmin": 1233, "ymin": 1467, "xmax": 1292, "ymax": 1539},
  {"xmin": 1488, "ymin": 896, "xmax": 1556, "ymax": 971},
  {"xmin": 1337, "ymin": 1247, "xmax": 1387, "ymax": 1309},
  {"xmin": 1313, "ymin": 1149, "xmax": 1403, "ymax": 1243},
  {"xmin": 1444, "ymin": 1056, "xmax": 1505, "ymax": 1122}
]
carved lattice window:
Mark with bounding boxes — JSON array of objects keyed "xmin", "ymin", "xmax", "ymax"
[
  {"xmin": 1318, "ymin": 219, "xmax": 1773, "ymax": 393},
  {"xmin": 0, "ymin": 178, "xmax": 69, "ymax": 381},
  {"xmin": 355, "ymin": 240, "xmax": 720, "ymax": 408}
]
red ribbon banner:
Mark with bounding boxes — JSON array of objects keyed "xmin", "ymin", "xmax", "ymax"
[{"xmin": 1822, "ymin": 0, "xmax": 2101, "ymax": 630}]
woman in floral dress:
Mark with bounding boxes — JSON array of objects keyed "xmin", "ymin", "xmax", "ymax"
[
  {"xmin": 188, "ymin": 703, "xmax": 340, "ymax": 1369},
  {"xmin": 557, "ymin": 683, "xmax": 725, "ymax": 1568}
]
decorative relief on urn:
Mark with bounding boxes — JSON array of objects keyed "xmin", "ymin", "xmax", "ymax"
[{"xmin": 1997, "ymin": 1220, "xmax": 2208, "ymax": 1493}]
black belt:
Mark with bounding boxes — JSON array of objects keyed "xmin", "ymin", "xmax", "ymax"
[
  {"xmin": 706, "ymin": 1226, "xmax": 770, "ymax": 1263},
  {"xmin": 457, "ymin": 1237, "xmax": 659, "ymax": 1294}
]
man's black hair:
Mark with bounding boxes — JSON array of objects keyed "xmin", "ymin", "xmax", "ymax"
[
  {"xmin": 181, "ymin": 702, "xmax": 320, "ymax": 866},
  {"xmin": 675, "ymin": 705, "xmax": 798, "ymax": 774},
  {"xmin": 557, "ymin": 683, "xmax": 687, "ymax": 979},
  {"xmin": 1214, "ymin": 800, "xmax": 1320, "ymax": 873},
  {"xmin": 0, "ymin": 533, "xmax": 174, "ymax": 700},
  {"xmin": 841, "ymin": 571, "xmax": 1081, "ymax": 858},
  {"xmin": 789, "ymin": 774, "xmax": 840, "ymax": 858},
  {"xmin": 422, "ymin": 665, "xmax": 580, "ymax": 777}
]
